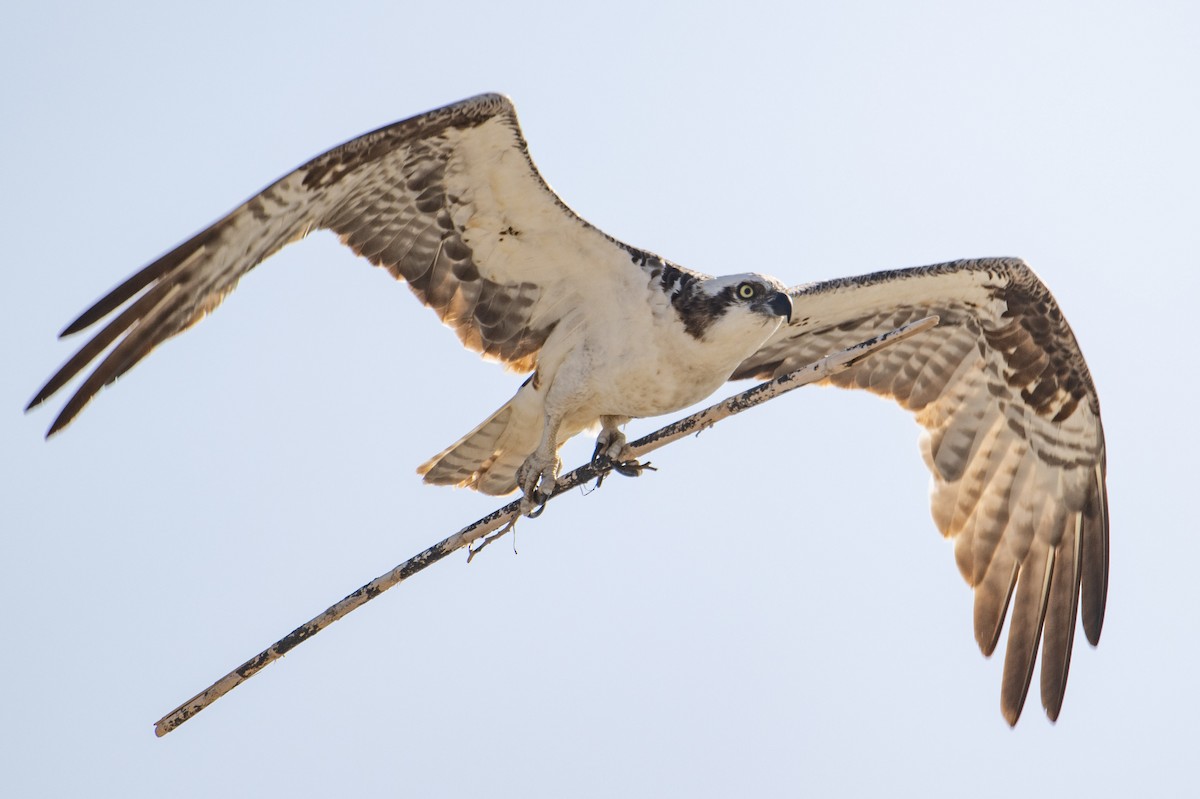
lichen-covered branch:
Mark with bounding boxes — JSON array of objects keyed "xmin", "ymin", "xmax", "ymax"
[{"xmin": 153, "ymin": 315, "xmax": 938, "ymax": 737}]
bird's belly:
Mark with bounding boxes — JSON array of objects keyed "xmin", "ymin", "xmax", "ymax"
[
  {"xmin": 590, "ymin": 348, "xmax": 731, "ymax": 419},
  {"xmin": 541, "ymin": 305, "xmax": 773, "ymax": 431}
]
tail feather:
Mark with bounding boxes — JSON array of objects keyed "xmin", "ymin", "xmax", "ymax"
[{"xmin": 417, "ymin": 384, "xmax": 543, "ymax": 495}]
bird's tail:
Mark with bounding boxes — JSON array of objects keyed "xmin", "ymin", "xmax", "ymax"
[{"xmin": 417, "ymin": 380, "xmax": 544, "ymax": 496}]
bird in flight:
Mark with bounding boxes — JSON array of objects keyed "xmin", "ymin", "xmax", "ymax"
[{"xmin": 28, "ymin": 93, "xmax": 1107, "ymax": 725}]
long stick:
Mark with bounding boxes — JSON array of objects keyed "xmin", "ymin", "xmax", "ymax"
[{"xmin": 153, "ymin": 315, "xmax": 938, "ymax": 736}]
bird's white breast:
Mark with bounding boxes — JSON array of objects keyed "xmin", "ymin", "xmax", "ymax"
[{"xmin": 541, "ymin": 277, "xmax": 783, "ymax": 432}]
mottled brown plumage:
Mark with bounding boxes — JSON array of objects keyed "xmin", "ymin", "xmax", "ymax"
[
  {"xmin": 30, "ymin": 95, "xmax": 594, "ymax": 431},
  {"xmin": 29, "ymin": 95, "xmax": 1107, "ymax": 725}
]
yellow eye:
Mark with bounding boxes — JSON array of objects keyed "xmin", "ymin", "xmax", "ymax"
[{"xmin": 737, "ymin": 283, "xmax": 757, "ymax": 299}]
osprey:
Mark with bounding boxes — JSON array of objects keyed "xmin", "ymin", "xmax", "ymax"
[{"xmin": 29, "ymin": 94, "xmax": 1108, "ymax": 726}]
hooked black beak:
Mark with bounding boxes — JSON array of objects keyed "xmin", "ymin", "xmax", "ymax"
[{"xmin": 765, "ymin": 291, "xmax": 792, "ymax": 323}]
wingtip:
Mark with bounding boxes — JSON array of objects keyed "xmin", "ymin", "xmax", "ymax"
[
  {"xmin": 25, "ymin": 383, "xmax": 55, "ymax": 415},
  {"xmin": 1080, "ymin": 464, "xmax": 1109, "ymax": 647},
  {"xmin": 58, "ymin": 294, "xmax": 117, "ymax": 338},
  {"xmin": 26, "ymin": 370, "xmax": 76, "ymax": 422},
  {"xmin": 42, "ymin": 410, "xmax": 72, "ymax": 439},
  {"xmin": 1082, "ymin": 617, "xmax": 1104, "ymax": 648},
  {"xmin": 59, "ymin": 317, "xmax": 88, "ymax": 338},
  {"xmin": 1000, "ymin": 681, "xmax": 1031, "ymax": 728},
  {"xmin": 31, "ymin": 392, "xmax": 83, "ymax": 439}
]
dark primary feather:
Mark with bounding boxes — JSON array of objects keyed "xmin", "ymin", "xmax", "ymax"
[{"xmin": 733, "ymin": 258, "xmax": 1108, "ymax": 724}]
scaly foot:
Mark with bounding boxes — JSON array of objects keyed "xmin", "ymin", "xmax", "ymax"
[
  {"xmin": 516, "ymin": 452, "xmax": 561, "ymax": 517},
  {"xmin": 591, "ymin": 426, "xmax": 652, "ymax": 479}
]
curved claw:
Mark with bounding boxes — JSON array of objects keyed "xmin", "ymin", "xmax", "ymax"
[
  {"xmin": 516, "ymin": 449, "xmax": 561, "ymax": 516},
  {"xmin": 612, "ymin": 459, "xmax": 654, "ymax": 477},
  {"xmin": 592, "ymin": 425, "xmax": 632, "ymax": 464},
  {"xmin": 518, "ymin": 488, "xmax": 549, "ymax": 518},
  {"xmin": 591, "ymin": 453, "xmax": 656, "ymax": 486},
  {"xmin": 590, "ymin": 439, "xmax": 611, "ymax": 465}
]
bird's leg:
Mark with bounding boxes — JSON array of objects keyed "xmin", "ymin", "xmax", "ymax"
[
  {"xmin": 592, "ymin": 416, "xmax": 632, "ymax": 462},
  {"xmin": 515, "ymin": 416, "xmax": 563, "ymax": 517},
  {"xmin": 592, "ymin": 415, "xmax": 652, "ymax": 479}
]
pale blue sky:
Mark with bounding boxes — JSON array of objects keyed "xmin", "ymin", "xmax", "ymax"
[{"xmin": 4, "ymin": 1, "xmax": 1198, "ymax": 796}]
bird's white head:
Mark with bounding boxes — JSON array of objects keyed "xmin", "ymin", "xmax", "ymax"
[{"xmin": 672, "ymin": 272, "xmax": 792, "ymax": 343}]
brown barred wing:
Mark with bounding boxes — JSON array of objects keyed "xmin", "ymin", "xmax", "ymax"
[{"xmin": 732, "ymin": 258, "xmax": 1108, "ymax": 724}]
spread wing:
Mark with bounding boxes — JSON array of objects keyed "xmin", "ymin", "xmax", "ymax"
[
  {"xmin": 29, "ymin": 93, "xmax": 697, "ymax": 434},
  {"xmin": 733, "ymin": 258, "xmax": 1108, "ymax": 725}
]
